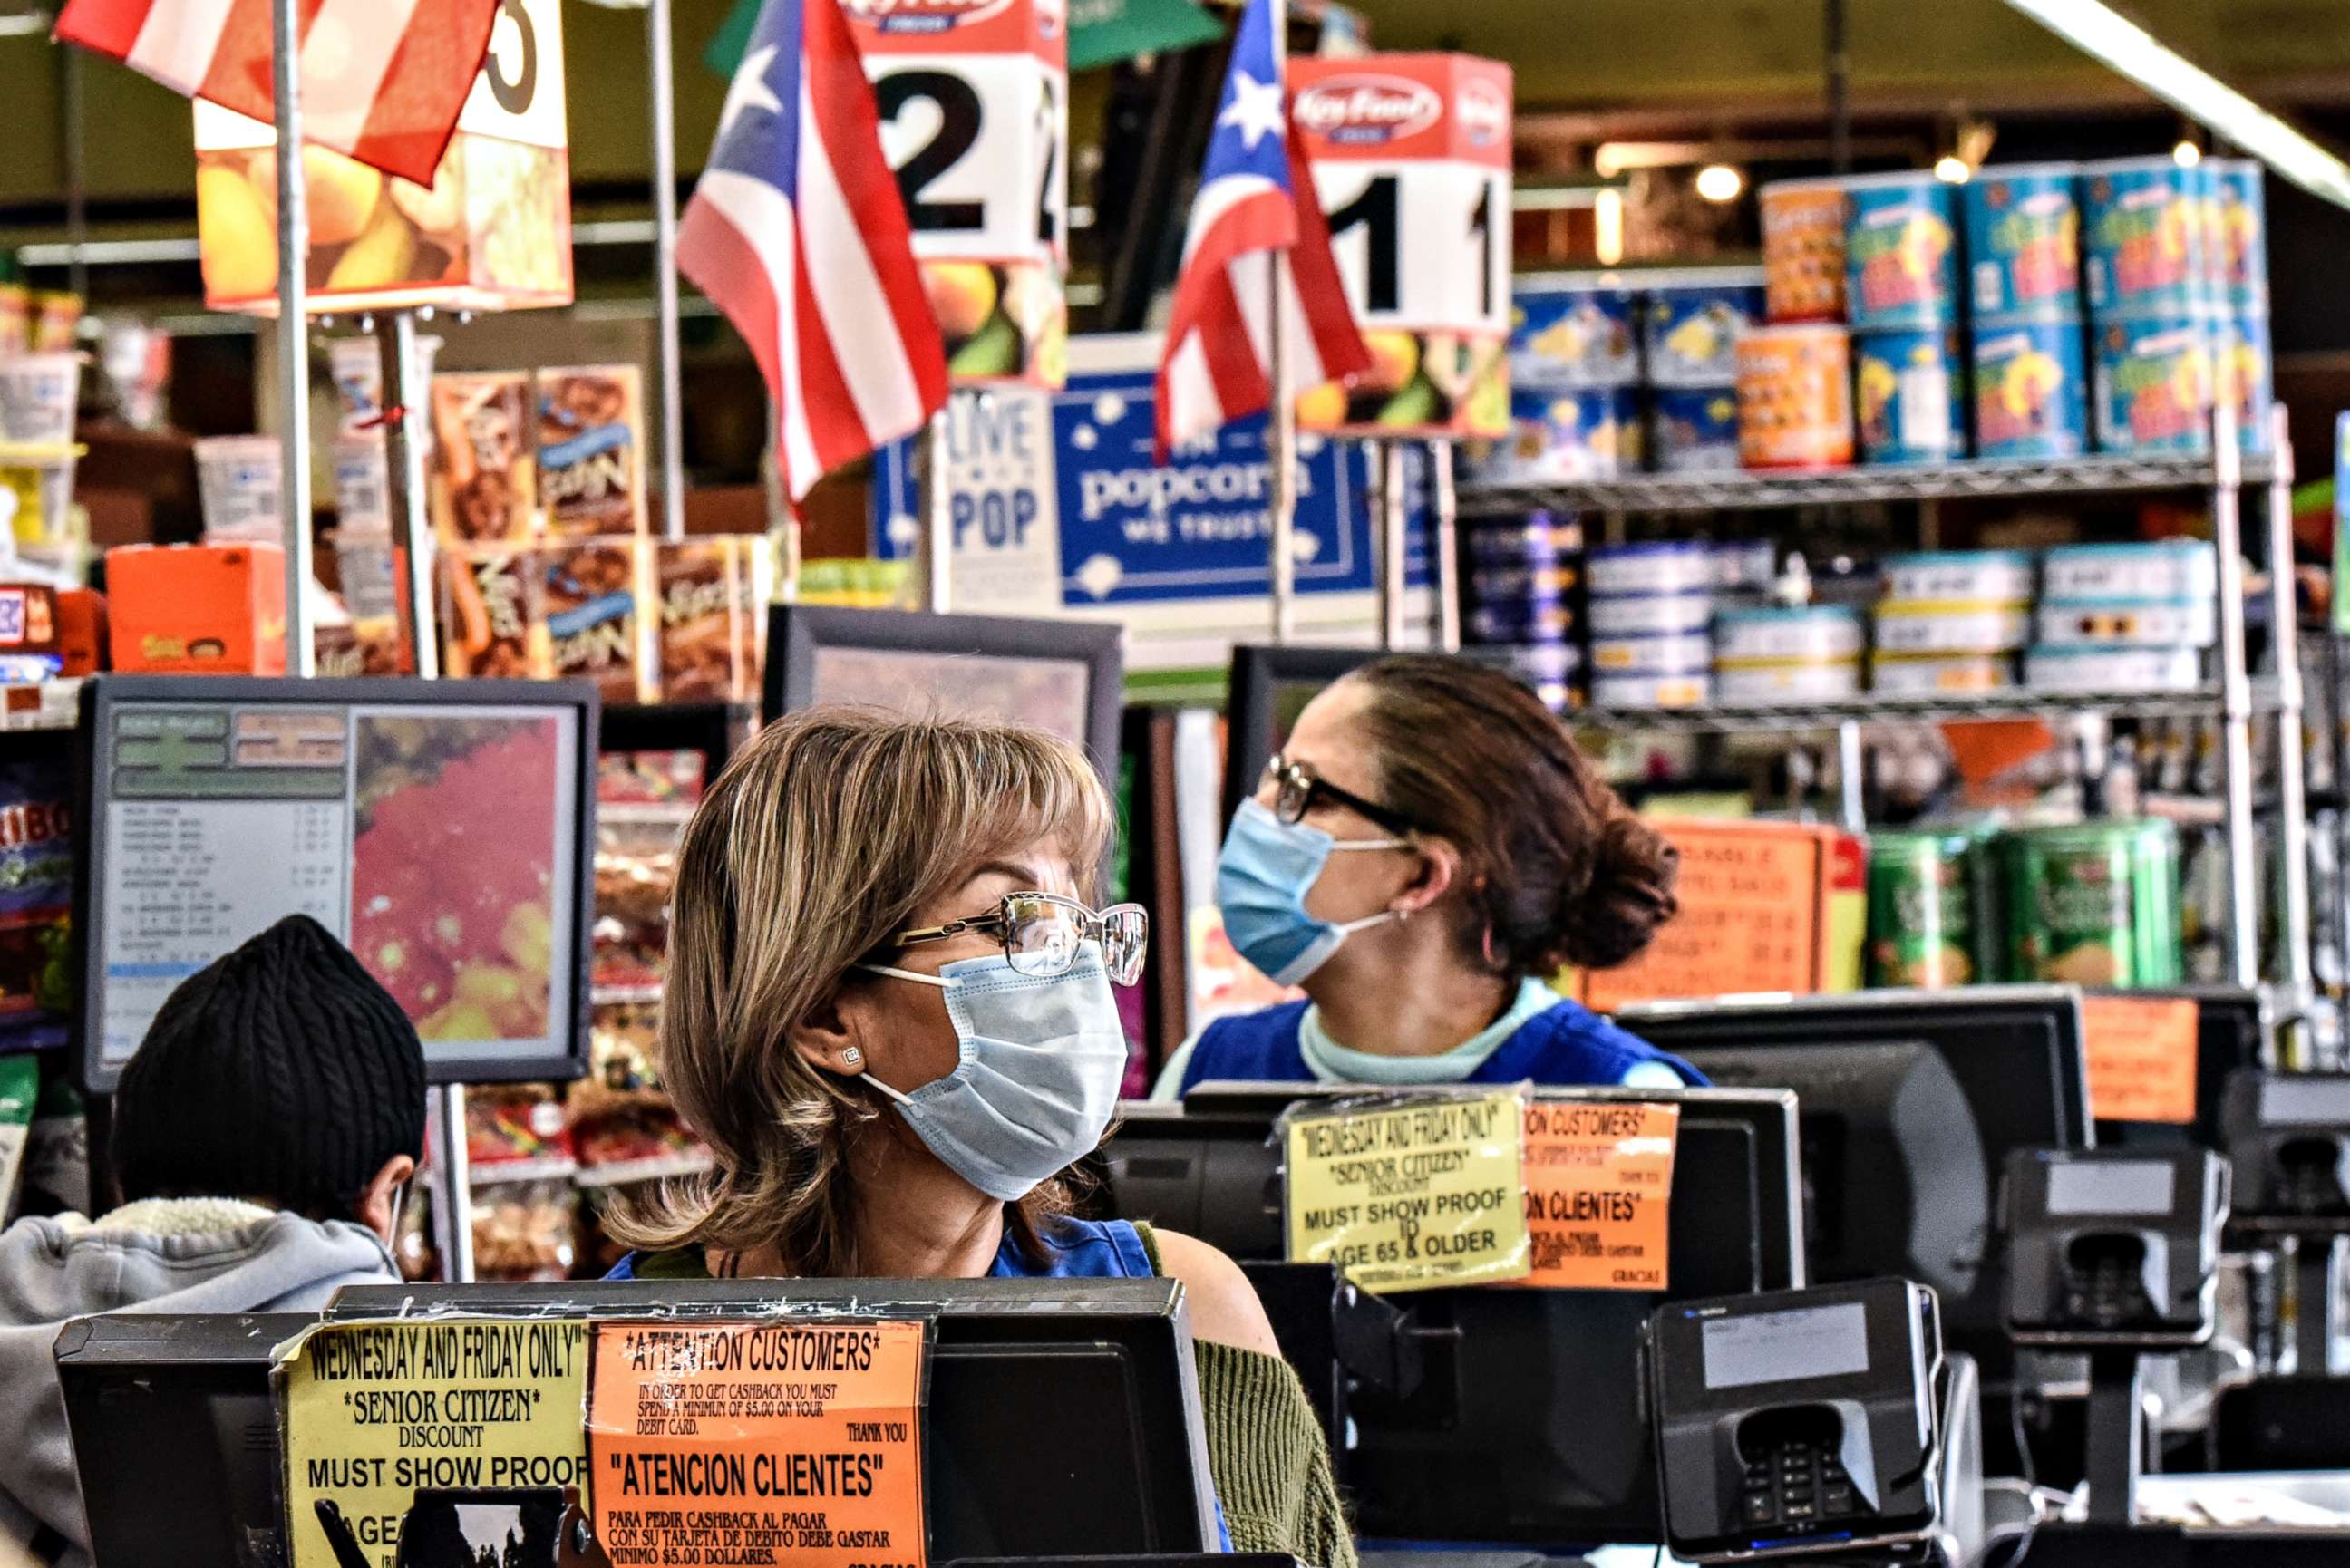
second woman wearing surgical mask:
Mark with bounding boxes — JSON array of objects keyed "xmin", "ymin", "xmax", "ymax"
[{"xmin": 1157, "ymin": 654, "xmax": 1702, "ymax": 1096}]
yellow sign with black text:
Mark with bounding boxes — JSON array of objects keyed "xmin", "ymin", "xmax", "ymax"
[{"xmin": 1283, "ymin": 1090, "xmax": 1531, "ymax": 1292}]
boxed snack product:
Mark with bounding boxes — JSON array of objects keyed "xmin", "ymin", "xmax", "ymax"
[
  {"xmin": 538, "ymin": 365, "xmax": 646, "ymax": 537},
  {"xmin": 106, "ymin": 541, "xmax": 287, "ymax": 673},
  {"xmin": 53, "ymin": 589, "xmax": 104, "ymax": 677},
  {"xmin": 593, "ymin": 827, "xmax": 676, "ymax": 992},
  {"xmin": 429, "ymin": 372, "xmax": 538, "ymax": 544},
  {"xmin": 471, "ymin": 1178, "xmax": 578, "ymax": 1282},
  {"xmin": 440, "ymin": 546, "xmax": 553, "ymax": 679},
  {"xmin": 655, "ymin": 537, "xmax": 774, "ymax": 702},
  {"xmin": 0, "ymin": 751, "xmax": 73, "ymax": 1052},
  {"xmin": 544, "ymin": 539, "xmax": 653, "ymax": 703}
]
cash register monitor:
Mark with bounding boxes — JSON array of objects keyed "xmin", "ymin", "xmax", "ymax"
[
  {"xmin": 53, "ymin": 1312, "xmax": 306, "ymax": 1568},
  {"xmin": 1100, "ymin": 1084, "xmax": 1805, "ymax": 1547},
  {"xmin": 329, "ymin": 1275, "xmax": 1219, "ymax": 1561}
]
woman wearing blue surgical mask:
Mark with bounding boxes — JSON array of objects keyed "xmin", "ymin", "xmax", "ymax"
[
  {"xmin": 605, "ymin": 708, "xmax": 1353, "ymax": 1568},
  {"xmin": 1156, "ymin": 653, "xmax": 1702, "ymax": 1098}
]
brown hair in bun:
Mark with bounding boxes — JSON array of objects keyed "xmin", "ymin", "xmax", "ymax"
[{"xmin": 1343, "ymin": 654, "xmax": 1679, "ymax": 976}]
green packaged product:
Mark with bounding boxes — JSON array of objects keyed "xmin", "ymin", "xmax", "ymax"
[
  {"xmin": 1997, "ymin": 819, "xmax": 2184, "ymax": 988},
  {"xmin": 1866, "ymin": 831, "xmax": 1984, "ymax": 987}
]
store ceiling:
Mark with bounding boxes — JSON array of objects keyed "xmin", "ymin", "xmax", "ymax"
[{"xmin": 1352, "ymin": 0, "xmax": 2350, "ymax": 115}]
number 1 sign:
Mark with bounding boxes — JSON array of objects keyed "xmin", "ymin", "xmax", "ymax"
[
  {"xmin": 1288, "ymin": 54, "xmax": 1512, "ymax": 438},
  {"xmin": 850, "ymin": 0, "xmax": 1070, "ymax": 387}
]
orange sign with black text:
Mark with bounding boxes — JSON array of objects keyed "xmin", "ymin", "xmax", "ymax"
[
  {"xmin": 585, "ymin": 1320, "xmax": 928, "ymax": 1568},
  {"xmin": 1518, "ymin": 1099, "xmax": 1679, "ymax": 1290},
  {"xmin": 2080, "ymin": 995, "xmax": 2199, "ymax": 1126}
]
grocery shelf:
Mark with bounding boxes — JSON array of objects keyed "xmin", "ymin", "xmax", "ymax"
[
  {"xmin": 597, "ymin": 802, "xmax": 697, "ymax": 828},
  {"xmin": 1458, "ymin": 452, "xmax": 2278, "ymax": 518},
  {"xmin": 590, "ymin": 982, "xmax": 665, "ymax": 1007},
  {"xmin": 1568, "ymin": 682, "xmax": 2273, "ymax": 735},
  {"xmin": 469, "ymin": 1155, "xmax": 579, "ymax": 1187},
  {"xmin": 574, "ymin": 1149, "xmax": 716, "ymax": 1188}
]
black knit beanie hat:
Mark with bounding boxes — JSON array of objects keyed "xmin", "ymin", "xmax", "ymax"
[{"xmin": 113, "ymin": 914, "xmax": 428, "ymax": 1217}]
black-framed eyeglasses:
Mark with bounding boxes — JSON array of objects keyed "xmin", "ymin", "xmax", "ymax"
[
  {"xmin": 1260, "ymin": 754, "xmax": 1417, "ymax": 836},
  {"xmin": 885, "ymin": 891, "xmax": 1149, "ymax": 985}
]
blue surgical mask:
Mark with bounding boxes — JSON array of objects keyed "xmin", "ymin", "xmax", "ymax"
[
  {"xmin": 1214, "ymin": 798, "xmax": 1408, "ymax": 987},
  {"xmin": 854, "ymin": 945, "xmax": 1129, "ymax": 1201}
]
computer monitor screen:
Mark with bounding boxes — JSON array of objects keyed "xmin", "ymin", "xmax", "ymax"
[
  {"xmin": 74, "ymin": 675, "xmax": 597, "ymax": 1092},
  {"xmin": 1095, "ymin": 1083, "xmax": 1804, "ymax": 1547},
  {"xmin": 1627, "ymin": 986, "xmax": 2093, "ymax": 1385},
  {"xmin": 328, "ymin": 1276, "xmax": 1219, "ymax": 1561},
  {"xmin": 763, "ymin": 605, "xmax": 1122, "ymax": 783},
  {"xmin": 53, "ymin": 1312, "xmax": 309, "ymax": 1568}
]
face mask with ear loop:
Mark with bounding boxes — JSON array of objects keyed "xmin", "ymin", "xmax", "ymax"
[
  {"xmin": 1213, "ymin": 798, "xmax": 1413, "ymax": 987},
  {"xmin": 850, "ymin": 945, "xmax": 1130, "ymax": 1202}
]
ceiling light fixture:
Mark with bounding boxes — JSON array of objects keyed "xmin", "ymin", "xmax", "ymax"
[
  {"xmin": 2001, "ymin": 0, "xmax": 2350, "ymax": 208},
  {"xmin": 2172, "ymin": 140, "xmax": 2202, "ymax": 168},
  {"xmin": 1934, "ymin": 155, "xmax": 1973, "ymax": 184},
  {"xmin": 1695, "ymin": 163, "xmax": 1744, "ymax": 203}
]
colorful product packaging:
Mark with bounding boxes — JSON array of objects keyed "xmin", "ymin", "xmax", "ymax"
[
  {"xmin": 2215, "ymin": 315, "xmax": 2276, "ymax": 455},
  {"xmin": 2208, "ymin": 158, "xmax": 2269, "ymax": 316},
  {"xmin": 428, "ymin": 372, "xmax": 538, "ymax": 544},
  {"xmin": 1841, "ymin": 172, "xmax": 1959, "ymax": 331},
  {"xmin": 2035, "ymin": 597, "xmax": 2216, "ymax": 649},
  {"xmin": 1589, "ymin": 592, "xmax": 1711, "ymax": 638},
  {"xmin": 1870, "ymin": 650, "xmax": 2016, "ymax": 694},
  {"xmin": 2025, "ymin": 643, "xmax": 2204, "ymax": 693},
  {"xmin": 1759, "ymin": 179, "xmax": 1849, "ymax": 324},
  {"xmin": 1996, "ymin": 819, "xmax": 2184, "ymax": 988},
  {"xmin": 2093, "ymin": 314, "xmax": 2213, "ymax": 455},
  {"xmin": 1649, "ymin": 384, "xmax": 1742, "ymax": 473},
  {"xmin": 440, "ymin": 546, "xmax": 554, "ymax": 679},
  {"xmin": 0, "ymin": 752, "xmax": 73, "ymax": 1052},
  {"xmin": 1866, "ymin": 829, "xmax": 1991, "ymax": 987},
  {"xmin": 1510, "ymin": 274, "xmax": 1640, "ymax": 387},
  {"xmin": 1713, "ymin": 605, "xmax": 1863, "ymax": 663},
  {"xmin": 544, "ymin": 539, "xmax": 654, "ymax": 704},
  {"xmin": 1854, "ymin": 328, "xmax": 1966, "ymax": 465},
  {"xmin": 2083, "ymin": 157, "xmax": 2207, "ymax": 318},
  {"xmin": 1972, "ymin": 320, "xmax": 2088, "ymax": 460},
  {"xmin": 1874, "ymin": 600, "xmax": 2032, "ymax": 654},
  {"xmin": 0, "ymin": 355, "xmax": 81, "ymax": 449},
  {"xmin": 2042, "ymin": 540, "xmax": 2217, "ymax": 603},
  {"xmin": 1588, "ymin": 540, "xmax": 1713, "ymax": 597},
  {"xmin": 537, "ymin": 365, "xmax": 646, "ymax": 537},
  {"xmin": 192, "ymin": 434, "xmax": 283, "ymax": 543},
  {"xmin": 1882, "ymin": 549, "xmax": 2036, "ymax": 605},
  {"xmin": 1963, "ymin": 162, "xmax": 2083, "ymax": 323},
  {"xmin": 1641, "ymin": 267, "xmax": 1766, "ymax": 385},
  {"xmin": 1736, "ymin": 324, "xmax": 1853, "ymax": 469},
  {"xmin": 53, "ymin": 588, "xmax": 105, "ymax": 677},
  {"xmin": 1472, "ymin": 386, "xmax": 1636, "ymax": 482},
  {"xmin": 656, "ymin": 537, "xmax": 774, "ymax": 704},
  {"xmin": 105, "ymin": 541, "xmax": 287, "ymax": 673}
]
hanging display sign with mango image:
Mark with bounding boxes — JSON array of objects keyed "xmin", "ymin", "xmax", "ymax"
[
  {"xmin": 851, "ymin": 0, "xmax": 1071, "ymax": 387},
  {"xmin": 1287, "ymin": 53, "xmax": 1513, "ymax": 439},
  {"xmin": 193, "ymin": 0, "xmax": 572, "ymax": 315}
]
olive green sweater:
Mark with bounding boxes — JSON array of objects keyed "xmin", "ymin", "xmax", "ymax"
[{"xmin": 626, "ymin": 1234, "xmax": 1356, "ymax": 1568}]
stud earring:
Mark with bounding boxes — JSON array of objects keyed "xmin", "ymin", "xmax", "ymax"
[{"xmin": 842, "ymin": 1047, "xmax": 863, "ymax": 1066}]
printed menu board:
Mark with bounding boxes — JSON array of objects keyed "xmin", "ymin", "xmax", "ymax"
[{"xmin": 92, "ymin": 697, "xmax": 581, "ymax": 1081}]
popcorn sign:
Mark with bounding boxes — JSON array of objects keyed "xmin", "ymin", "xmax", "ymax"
[
  {"xmin": 850, "ymin": 0, "xmax": 1069, "ymax": 386},
  {"xmin": 1287, "ymin": 53, "xmax": 1512, "ymax": 438}
]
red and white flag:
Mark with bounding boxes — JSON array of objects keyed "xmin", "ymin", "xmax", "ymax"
[
  {"xmin": 1153, "ymin": 0, "xmax": 1369, "ymax": 460},
  {"xmin": 53, "ymin": 0, "xmax": 498, "ymax": 186},
  {"xmin": 677, "ymin": 0, "xmax": 948, "ymax": 501}
]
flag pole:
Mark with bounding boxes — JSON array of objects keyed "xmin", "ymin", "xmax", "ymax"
[
  {"xmin": 270, "ymin": 0, "xmax": 314, "ymax": 677},
  {"xmin": 1266, "ymin": 0, "xmax": 1296, "ymax": 646},
  {"xmin": 648, "ymin": 0, "xmax": 688, "ymax": 544}
]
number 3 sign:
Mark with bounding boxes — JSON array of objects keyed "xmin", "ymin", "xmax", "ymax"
[
  {"xmin": 1288, "ymin": 54, "xmax": 1513, "ymax": 438},
  {"xmin": 849, "ymin": 0, "xmax": 1070, "ymax": 387}
]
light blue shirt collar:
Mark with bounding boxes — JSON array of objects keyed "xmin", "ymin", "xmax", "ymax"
[{"xmin": 1296, "ymin": 976, "xmax": 1560, "ymax": 1086}]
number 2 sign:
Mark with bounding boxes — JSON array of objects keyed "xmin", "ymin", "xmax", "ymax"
[
  {"xmin": 849, "ymin": 0, "xmax": 1070, "ymax": 387},
  {"xmin": 1288, "ymin": 54, "xmax": 1513, "ymax": 438}
]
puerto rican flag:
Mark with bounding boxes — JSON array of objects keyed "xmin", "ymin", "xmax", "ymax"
[
  {"xmin": 1152, "ymin": 0, "xmax": 1369, "ymax": 460},
  {"xmin": 54, "ymin": 0, "xmax": 497, "ymax": 185},
  {"xmin": 680, "ymin": 0, "xmax": 947, "ymax": 501}
]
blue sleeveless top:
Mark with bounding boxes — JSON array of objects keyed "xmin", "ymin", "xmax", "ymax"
[
  {"xmin": 1178, "ymin": 993, "xmax": 1705, "ymax": 1096},
  {"xmin": 604, "ymin": 1216, "xmax": 1156, "ymax": 1282}
]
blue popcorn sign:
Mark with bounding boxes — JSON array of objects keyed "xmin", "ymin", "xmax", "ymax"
[{"xmin": 873, "ymin": 336, "xmax": 1429, "ymax": 650}]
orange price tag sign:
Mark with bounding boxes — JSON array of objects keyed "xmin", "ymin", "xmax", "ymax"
[
  {"xmin": 585, "ymin": 1320, "xmax": 928, "ymax": 1568},
  {"xmin": 1516, "ymin": 1099, "xmax": 1680, "ymax": 1290},
  {"xmin": 2080, "ymin": 995, "xmax": 2199, "ymax": 1125}
]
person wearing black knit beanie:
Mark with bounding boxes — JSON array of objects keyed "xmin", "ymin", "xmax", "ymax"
[{"xmin": 0, "ymin": 915, "xmax": 426, "ymax": 1562}]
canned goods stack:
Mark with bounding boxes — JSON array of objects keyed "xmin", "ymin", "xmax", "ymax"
[
  {"xmin": 1845, "ymin": 172, "xmax": 1966, "ymax": 465},
  {"xmin": 1714, "ymin": 605, "xmax": 1863, "ymax": 703},
  {"xmin": 1964, "ymin": 163, "xmax": 2089, "ymax": 460},
  {"xmin": 2026, "ymin": 539, "xmax": 2217, "ymax": 693},
  {"xmin": 2206, "ymin": 159, "xmax": 2276, "ymax": 457},
  {"xmin": 1474, "ymin": 276, "xmax": 1639, "ymax": 482},
  {"xmin": 2083, "ymin": 157, "xmax": 2223, "ymax": 456},
  {"xmin": 1461, "ymin": 511, "xmax": 1584, "ymax": 711},
  {"xmin": 1643, "ymin": 268, "xmax": 1762, "ymax": 473},
  {"xmin": 1870, "ymin": 549, "xmax": 2034, "ymax": 693},
  {"xmin": 1997, "ymin": 819, "xmax": 2185, "ymax": 986},
  {"xmin": 1750, "ymin": 178, "xmax": 1858, "ymax": 471},
  {"xmin": 1586, "ymin": 541, "xmax": 1712, "ymax": 709},
  {"xmin": 1865, "ymin": 829, "xmax": 1999, "ymax": 987}
]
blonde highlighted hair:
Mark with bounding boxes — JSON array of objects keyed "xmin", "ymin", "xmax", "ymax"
[{"xmin": 606, "ymin": 705, "xmax": 1116, "ymax": 1272}]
